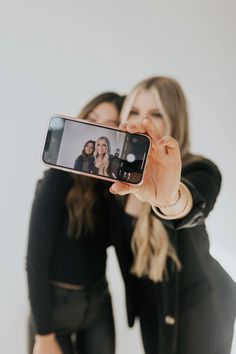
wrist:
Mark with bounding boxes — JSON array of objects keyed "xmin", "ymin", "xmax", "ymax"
[
  {"xmin": 153, "ymin": 190, "xmax": 180, "ymax": 209},
  {"xmin": 151, "ymin": 182, "xmax": 193, "ymax": 220},
  {"xmin": 35, "ymin": 333, "xmax": 56, "ymax": 342}
]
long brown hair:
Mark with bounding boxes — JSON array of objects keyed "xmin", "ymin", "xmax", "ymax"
[
  {"xmin": 120, "ymin": 76, "xmax": 200, "ymax": 281},
  {"xmin": 81, "ymin": 140, "xmax": 95, "ymax": 157},
  {"xmin": 67, "ymin": 92, "xmax": 125, "ymax": 238}
]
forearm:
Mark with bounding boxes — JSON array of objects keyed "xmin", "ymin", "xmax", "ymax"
[{"xmin": 27, "ymin": 264, "xmax": 53, "ymax": 335}]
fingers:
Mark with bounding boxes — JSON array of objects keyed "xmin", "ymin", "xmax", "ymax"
[
  {"xmin": 159, "ymin": 136, "xmax": 179, "ymax": 150},
  {"xmin": 119, "ymin": 119, "xmax": 179, "ymax": 156},
  {"xmin": 141, "ymin": 118, "xmax": 162, "ymax": 141},
  {"xmin": 119, "ymin": 122, "xmax": 146, "ymax": 134},
  {"xmin": 119, "ymin": 118, "xmax": 162, "ymax": 142}
]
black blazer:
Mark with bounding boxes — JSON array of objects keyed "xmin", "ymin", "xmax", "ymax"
[{"xmin": 109, "ymin": 158, "xmax": 236, "ymax": 354}]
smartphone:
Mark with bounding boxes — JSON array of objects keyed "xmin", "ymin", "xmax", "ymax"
[{"xmin": 41, "ymin": 115, "xmax": 151, "ymax": 184}]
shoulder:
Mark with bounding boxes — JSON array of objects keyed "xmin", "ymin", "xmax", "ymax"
[
  {"xmin": 182, "ymin": 157, "xmax": 222, "ymax": 194},
  {"xmin": 181, "ymin": 156, "xmax": 222, "ymax": 218},
  {"xmin": 42, "ymin": 168, "xmax": 73, "ymax": 183},
  {"xmin": 35, "ymin": 168, "xmax": 73, "ymax": 197},
  {"xmin": 75, "ymin": 155, "xmax": 84, "ymax": 162},
  {"xmin": 183, "ymin": 156, "xmax": 221, "ymax": 178}
]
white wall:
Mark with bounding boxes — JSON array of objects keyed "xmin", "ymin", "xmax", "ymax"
[{"xmin": 0, "ymin": 0, "xmax": 235, "ymax": 353}]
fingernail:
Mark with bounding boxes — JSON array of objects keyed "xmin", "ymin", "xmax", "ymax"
[{"xmin": 110, "ymin": 185, "xmax": 118, "ymax": 194}]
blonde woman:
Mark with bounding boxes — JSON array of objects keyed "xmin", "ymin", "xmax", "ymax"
[
  {"xmin": 109, "ymin": 77, "xmax": 236, "ymax": 354},
  {"xmin": 92, "ymin": 137, "xmax": 111, "ymax": 177}
]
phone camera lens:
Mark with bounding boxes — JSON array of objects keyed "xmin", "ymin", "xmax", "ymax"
[
  {"xmin": 132, "ymin": 137, "xmax": 138, "ymax": 144},
  {"xmin": 126, "ymin": 153, "xmax": 135, "ymax": 163}
]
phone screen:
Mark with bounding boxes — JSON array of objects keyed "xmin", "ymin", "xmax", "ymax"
[{"xmin": 42, "ymin": 115, "xmax": 150, "ymax": 184}]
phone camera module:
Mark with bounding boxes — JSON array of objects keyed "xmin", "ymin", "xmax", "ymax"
[{"xmin": 126, "ymin": 153, "xmax": 135, "ymax": 163}]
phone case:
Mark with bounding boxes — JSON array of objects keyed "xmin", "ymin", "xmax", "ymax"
[{"xmin": 41, "ymin": 114, "xmax": 151, "ymax": 186}]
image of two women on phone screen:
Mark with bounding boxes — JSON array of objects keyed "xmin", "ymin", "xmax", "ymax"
[{"xmin": 73, "ymin": 137, "xmax": 120, "ymax": 178}]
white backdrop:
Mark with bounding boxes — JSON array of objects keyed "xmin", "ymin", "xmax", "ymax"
[{"xmin": 0, "ymin": 0, "xmax": 235, "ymax": 353}]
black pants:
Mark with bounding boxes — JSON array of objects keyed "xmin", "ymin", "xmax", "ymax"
[{"xmin": 29, "ymin": 279, "xmax": 115, "ymax": 354}]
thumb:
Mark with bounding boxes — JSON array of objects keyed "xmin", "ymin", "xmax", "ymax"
[{"xmin": 109, "ymin": 181, "xmax": 135, "ymax": 195}]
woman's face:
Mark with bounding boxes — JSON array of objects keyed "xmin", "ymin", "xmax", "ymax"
[
  {"xmin": 128, "ymin": 89, "xmax": 167, "ymax": 137},
  {"xmin": 84, "ymin": 142, "xmax": 94, "ymax": 155},
  {"xmin": 87, "ymin": 102, "xmax": 119, "ymax": 127},
  {"xmin": 96, "ymin": 139, "xmax": 108, "ymax": 155}
]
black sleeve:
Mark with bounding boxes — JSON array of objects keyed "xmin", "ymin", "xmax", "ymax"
[
  {"xmin": 89, "ymin": 156, "xmax": 95, "ymax": 173},
  {"xmin": 151, "ymin": 159, "xmax": 222, "ymax": 230},
  {"xmin": 74, "ymin": 155, "xmax": 83, "ymax": 170},
  {"xmin": 26, "ymin": 169, "xmax": 73, "ymax": 334}
]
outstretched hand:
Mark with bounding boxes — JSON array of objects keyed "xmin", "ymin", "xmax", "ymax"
[{"xmin": 109, "ymin": 118, "xmax": 182, "ymax": 206}]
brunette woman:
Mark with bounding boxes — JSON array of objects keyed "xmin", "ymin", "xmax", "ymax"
[{"xmin": 26, "ymin": 92, "xmax": 125, "ymax": 354}]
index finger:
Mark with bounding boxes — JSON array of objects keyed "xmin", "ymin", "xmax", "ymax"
[{"xmin": 141, "ymin": 118, "xmax": 162, "ymax": 141}]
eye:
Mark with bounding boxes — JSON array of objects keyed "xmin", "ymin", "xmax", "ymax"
[
  {"xmin": 152, "ymin": 112, "xmax": 163, "ymax": 118},
  {"xmin": 129, "ymin": 110, "xmax": 138, "ymax": 116}
]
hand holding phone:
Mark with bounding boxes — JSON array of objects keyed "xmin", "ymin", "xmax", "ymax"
[
  {"xmin": 41, "ymin": 115, "xmax": 151, "ymax": 185},
  {"xmin": 109, "ymin": 118, "xmax": 182, "ymax": 208}
]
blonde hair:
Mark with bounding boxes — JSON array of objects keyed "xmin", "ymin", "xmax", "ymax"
[
  {"xmin": 121, "ymin": 76, "xmax": 190, "ymax": 158},
  {"xmin": 121, "ymin": 76, "xmax": 191, "ymax": 282},
  {"xmin": 94, "ymin": 137, "xmax": 111, "ymax": 176}
]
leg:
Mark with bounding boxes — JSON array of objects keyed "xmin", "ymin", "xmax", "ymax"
[
  {"xmin": 51, "ymin": 286, "xmax": 87, "ymax": 354},
  {"xmin": 56, "ymin": 333, "xmax": 75, "ymax": 354},
  {"xmin": 75, "ymin": 289, "xmax": 115, "ymax": 354}
]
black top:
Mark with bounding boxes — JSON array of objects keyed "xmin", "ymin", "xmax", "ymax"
[
  {"xmin": 27, "ymin": 158, "xmax": 236, "ymax": 352},
  {"xmin": 26, "ymin": 169, "xmax": 112, "ymax": 334},
  {"xmin": 74, "ymin": 155, "xmax": 95, "ymax": 173},
  {"xmin": 111, "ymin": 158, "xmax": 236, "ymax": 354}
]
